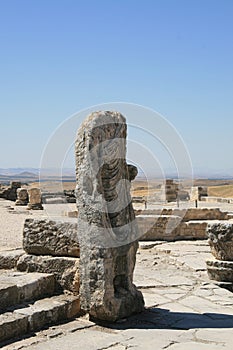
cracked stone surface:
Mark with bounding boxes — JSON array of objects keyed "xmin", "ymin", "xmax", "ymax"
[{"xmin": 2, "ymin": 240, "xmax": 233, "ymax": 349}]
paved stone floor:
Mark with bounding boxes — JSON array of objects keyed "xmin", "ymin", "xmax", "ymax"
[{"xmin": 1, "ymin": 240, "xmax": 233, "ymax": 350}]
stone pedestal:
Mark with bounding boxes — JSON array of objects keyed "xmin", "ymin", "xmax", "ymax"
[
  {"xmin": 27, "ymin": 188, "xmax": 43, "ymax": 210},
  {"xmin": 206, "ymin": 222, "xmax": 233, "ymax": 289},
  {"xmin": 75, "ymin": 111, "xmax": 144, "ymax": 321},
  {"xmin": 15, "ymin": 188, "xmax": 28, "ymax": 206},
  {"xmin": 206, "ymin": 259, "xmax": 233, "ymax": 283}
]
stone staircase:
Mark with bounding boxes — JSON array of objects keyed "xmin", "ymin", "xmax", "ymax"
[{"xmin": 0, "ymin": 270, "xmax": 80, "ymax": 345}]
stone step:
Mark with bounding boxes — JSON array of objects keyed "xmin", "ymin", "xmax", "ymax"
[
  {"xmin": 0, "ymin": 249, "xmax": 24, "ymax": 269},
  {"xmin": 0, "ymin": 271, "xmax": 55, "ymax": 311},
  {"xmin": 0, "ymin": 294, "xmax": 80, "ymax": 344}
]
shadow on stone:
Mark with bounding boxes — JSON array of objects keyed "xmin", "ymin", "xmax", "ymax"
[{"xmin": 95, "ymin": 307, "xmax": 233, "ymax": 330}]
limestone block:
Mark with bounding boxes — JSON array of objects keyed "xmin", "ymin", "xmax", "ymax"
[
  {"xmin": 0, "ymin": 249, "xmax": 24, "ymax": 269},
  {"xmin": 27, "ymin": 188, "xmax": 43, "ymax": 210},
  {"xmin": 206, "ymin": 222, "xmax": 233, "ymax": 260},
  {"xmin": 17, "ymin": 254, "xmax": 80, "ymax": 294},
  {"xmin": 0, "ymin": 312, "xmax": 28, "ymax": 343},
  {"xmin": 137, "ymin": 215, "xmax": 207, "ymax": 241},
  {"xmin": 23, "ymin": 218, "xmax": 80, "ymax": 257},
  {"xmin": 0, "ymin": 283, "xmax": 19, "ymax": 310},
  {"xmin": 206, "ymin": 258, "xmax": 233, "ymax": 282},
  {"xmin": 76, "ymin": 111, "xmax": 144, "ymax": 321}
]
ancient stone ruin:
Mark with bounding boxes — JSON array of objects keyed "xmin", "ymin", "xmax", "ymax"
[
  {"xmin": 190, "ymin": 186, "xmax": 208, "ymax": 201},
  {"xmin": 0, "ymin": 181, "xmax": 21, "ymax": 201},
  {"xmin": 15, "ymin": 188, "xmax": 28, "ymax": 206},
  {"xmin": 17, "ymin": 218, "xmax": 80, "ymax": 293},
  {"xmin": 75, "ymin": 111, "xmax": 144, "ymax": 321},
  {"xmin": 27, "ymin": 188, "xmax": 43, "ymax": 210},
  {"xmin": 206, "ymin": 222, "xmax": 233, "ymax": 290},
  {"xmin": 164, "ymin": 179, "xmax": 178, "ymax": 202}
]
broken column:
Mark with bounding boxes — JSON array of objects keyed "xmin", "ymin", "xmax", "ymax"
[
  {"xmin": 15, "ymin": 188, "xmax": 28, "ymax": 206},
  {"xmin": 206, "ymin": 222, "xmax": 233, "ymax": 290},
  {"xmin": 27, "ymin": 188, "xmax": 43, "ymax": 210},
  {"xmin": 75, "ymin": 111, "xmax": 144, "ymax": 321},
  {"xmin": 164, "ymin": 179, "xmax": 178, "ymax": 202}
]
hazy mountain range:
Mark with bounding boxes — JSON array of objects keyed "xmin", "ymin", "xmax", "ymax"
[{"xmin": 0, "ymin": 168, "xmax": 233, "ymax": 182}]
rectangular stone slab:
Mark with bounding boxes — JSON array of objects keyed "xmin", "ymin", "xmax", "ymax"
[{"xmin": 23, "ymin": 218, "xmax": 80, "ymax": 257}]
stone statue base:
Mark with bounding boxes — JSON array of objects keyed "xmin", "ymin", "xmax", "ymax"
[
  {"xmin": 27, "ymin": 203, "xmax": 43, "ymax": 210},
  {"xmin": 206, "ymin": 258, "xmax": 233, "ymax": 285}
]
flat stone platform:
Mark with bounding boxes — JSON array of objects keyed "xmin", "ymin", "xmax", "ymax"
[{"xmin": 1, "ymin": 240, "xmax": 233, "ymax": 350}]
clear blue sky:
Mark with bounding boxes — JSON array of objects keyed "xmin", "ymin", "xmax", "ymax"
[{"xmin": 0, "ymin": 0, "xmax": 233, "ymax": 175}]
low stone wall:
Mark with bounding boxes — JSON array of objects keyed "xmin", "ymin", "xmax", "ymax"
[
  {"xmin": 137, "ymin": 215, "xmax": 208, "ymax": 241},
  {"xmin": 201, "ymin": 196, "xmax": 233, "ymax": 204},
  {"xmin": 135, "ymin": 208, "xmax": 232, "ymax": 221}
]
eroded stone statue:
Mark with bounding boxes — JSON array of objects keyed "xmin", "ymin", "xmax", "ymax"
[{"xmin": 75, "ymin": 111, "xmax": 144, "ymax": 321}]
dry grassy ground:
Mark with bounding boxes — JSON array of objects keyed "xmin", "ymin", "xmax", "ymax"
[{"xmin": 208, "ymin": 184, "xmax": 233, "ymax": 198}]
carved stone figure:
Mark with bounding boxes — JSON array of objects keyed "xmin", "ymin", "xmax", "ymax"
[{"xmin": 75, "ymin": 111, "xmax": 144, "ymax": 321}]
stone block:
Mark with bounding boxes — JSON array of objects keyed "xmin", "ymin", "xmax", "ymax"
[
  {"xmin": 0, "ymin": 249, "xmax": 24, "ymax": 269},
  {"xmin": 23, "ymin": 218, "xmax": 80, "ymax": 257},
  {"xmin": 16, "ymin": 295, "xmax": 81, "ymax": 332},
  {"xmin": 206, "ymin": 258, "xmax": 233, "ymax": 282},
  {"xmin": 0, "ymin": 283, "xmax": 19, "ymax": 310},
  {"xmin": 27, "ymin": 188, "xmax": 43, "ymax": 210},
  {"xmin": 17, "ymin": 254, "xmax": 80, "ymax": 294},
  {"xmin": 0, "ymin": 271, "xmax": 55, "ymax": 310},
  {"xmin": 206, "ymin": 222, "xmax": 233, "ymax": 260},
  {"xmin": 0, "ymin": 312, "xmax": 28, "ymax": 343}
]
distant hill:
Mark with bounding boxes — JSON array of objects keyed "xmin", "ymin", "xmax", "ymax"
[{"xmin": 16, "ymin": 171, "xmax": 38, "ymax": 178}]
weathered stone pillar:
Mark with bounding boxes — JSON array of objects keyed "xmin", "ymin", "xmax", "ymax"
[
  {"xmin": 206, "ymin": 222, "xmax": 233, "ymax": 289},
  {"xmin": 27, "ymin": 188, "xmax": 43, "ymax": 210},
  {"xmin": 15, "ymin": 188, "xmax": 28, "ymax": 206},
  {"xmin": 75, "ymin": 111, "xmax": 144, "ymax": 321}
]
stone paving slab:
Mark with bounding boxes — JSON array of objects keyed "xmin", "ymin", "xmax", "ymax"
[{"xmin": 1, "ymin": 240, "xmax": 233, "ymax": 349}]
